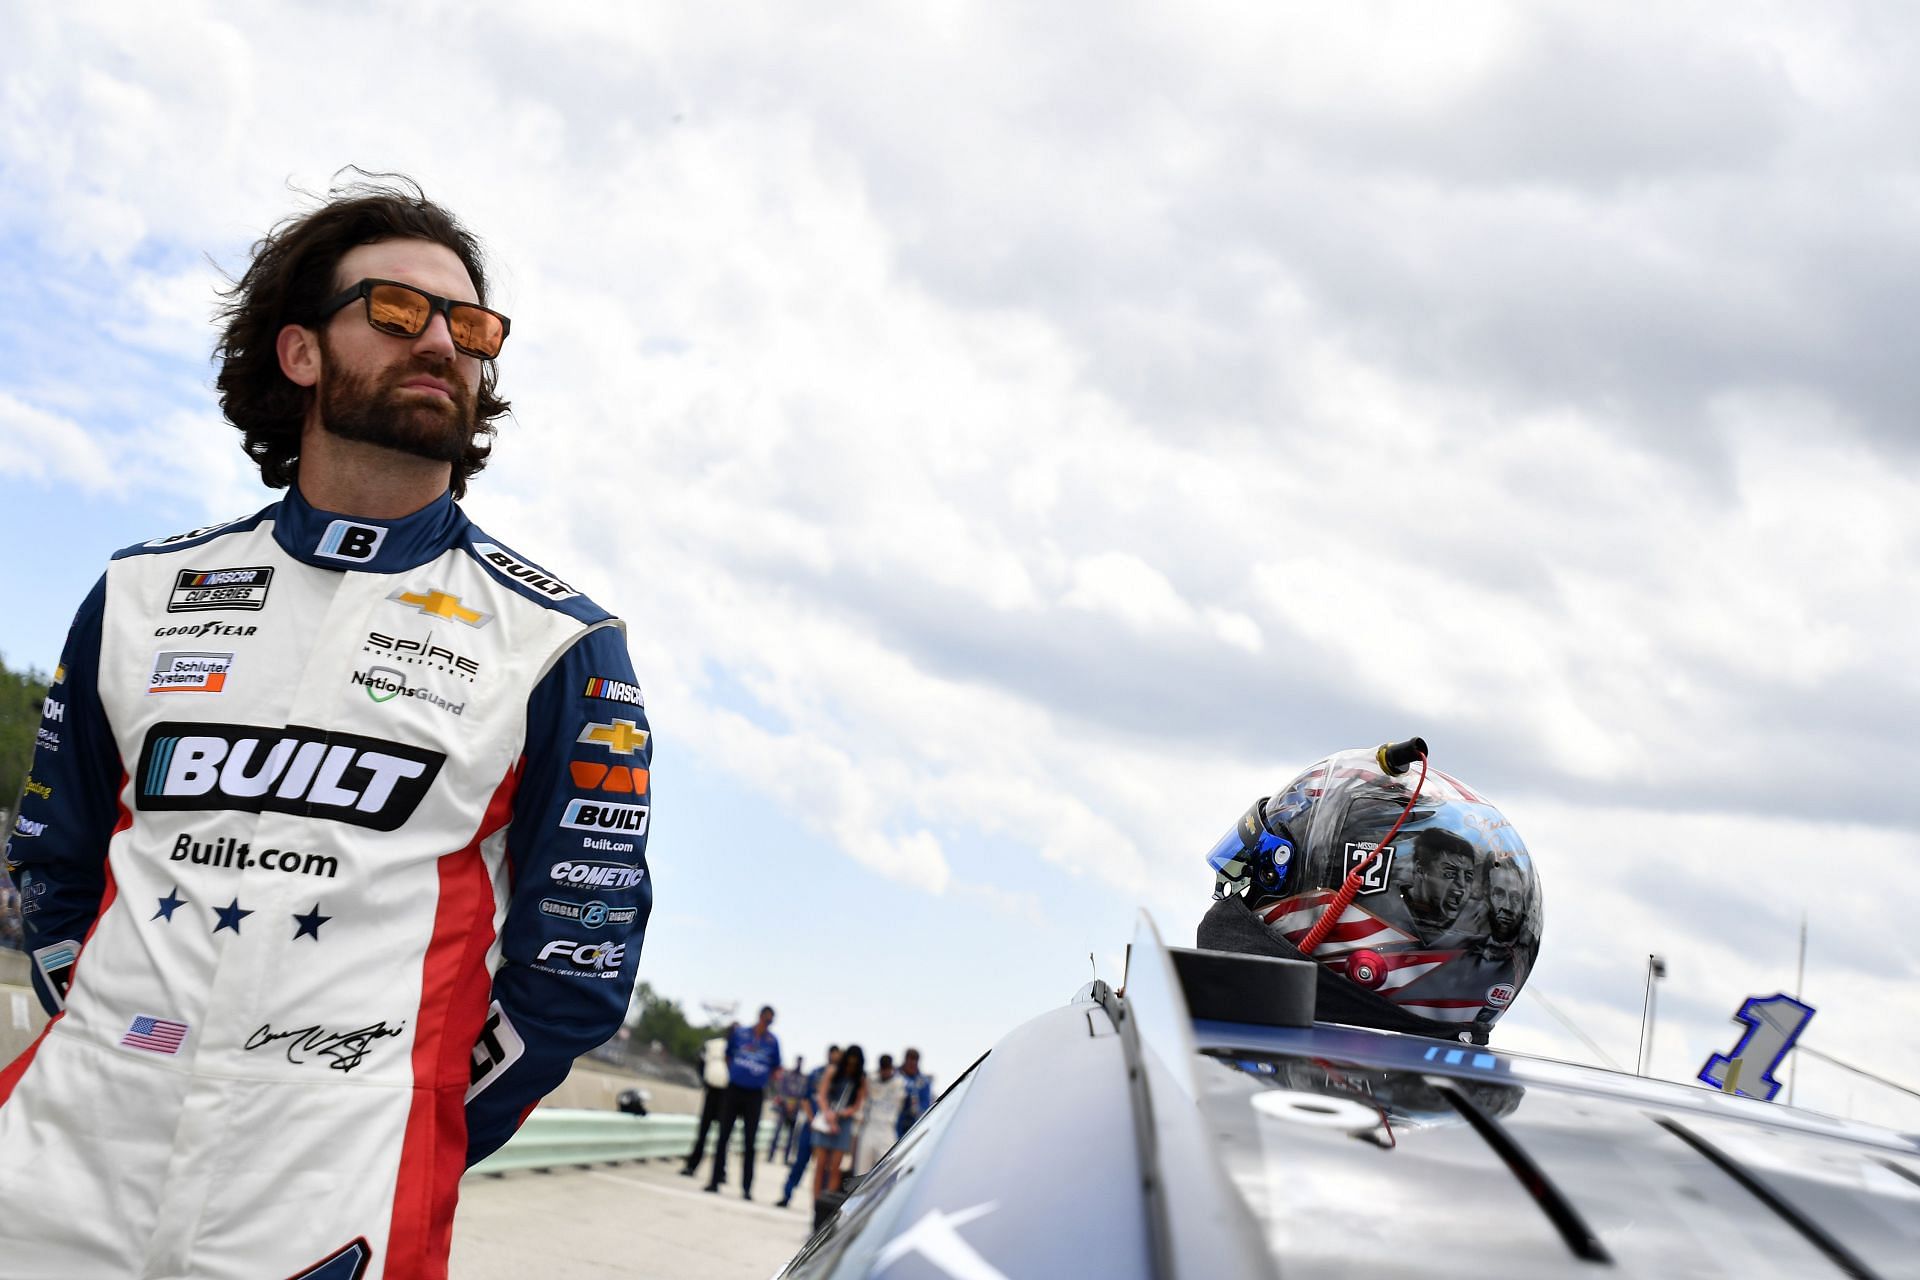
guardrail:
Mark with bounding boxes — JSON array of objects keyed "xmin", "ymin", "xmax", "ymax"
[{"xmin": 470, "ymin": 1109, "xmax": 750, "ymax": 1177}]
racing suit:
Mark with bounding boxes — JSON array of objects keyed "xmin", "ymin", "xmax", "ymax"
[{"xmin": 0, "ymin": 486, "xmax": 652, "ymax": 1279}]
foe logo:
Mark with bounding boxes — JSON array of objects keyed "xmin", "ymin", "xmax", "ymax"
[
  {"xmin": 136, "ymin": 722, "xmax": 444, "ymax": 832},
  {"xmin": 536, "ymin": 938, "xmax": 626, "ymax": 978}
]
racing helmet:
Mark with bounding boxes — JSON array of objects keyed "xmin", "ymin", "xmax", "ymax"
[{"xmin": 1205, "ymin": 740, "xmax": 1543, "ymax": 1036}]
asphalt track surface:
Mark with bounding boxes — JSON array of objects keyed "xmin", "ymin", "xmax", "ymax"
[{"xmin": 452, "ymin": 1157, "xmax": 810, "ymax": 1279}]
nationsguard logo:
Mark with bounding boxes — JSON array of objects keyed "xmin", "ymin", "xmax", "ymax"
[
  {"xmin": 352, "ymin": 667, "xmax": 466, "ymax": 716},
  {"xmin": 136, "ymin": 722, "xmax": 444, "ymax": 832},
  {"xmin": 168, "ymin": 566, "xmax": 273, "ymax": 613}
]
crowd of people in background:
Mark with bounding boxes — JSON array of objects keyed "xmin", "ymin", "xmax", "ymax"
[{"xmin": 679, "ymin": 1004, "xmax": 935, "ymax": 1210}]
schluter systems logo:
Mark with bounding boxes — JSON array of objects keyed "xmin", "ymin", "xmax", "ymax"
[
  {"xmin": 148, "ymin": 651, "xmax": 234, "ymax": 694},
  {"xmin": 135, "ymin": 723, "xmax": 444, "ymax": 831}
]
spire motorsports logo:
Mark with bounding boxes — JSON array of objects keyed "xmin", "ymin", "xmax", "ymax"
[
  {"xmin": 361, "ymin": 629, "xmax": 481, "ymax": 682},
  {"xmin": 352, "ymin": 666, "xmax": 467, "ymax": 717},
  {"xmin": 136, "ymin": 722, "xmax": 444, "ymax": 831}
]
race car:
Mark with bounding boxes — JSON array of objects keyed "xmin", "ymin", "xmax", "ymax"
[{"xmin": 775, "ymin": 914, "xmax": 1920, "ymax": 1280}]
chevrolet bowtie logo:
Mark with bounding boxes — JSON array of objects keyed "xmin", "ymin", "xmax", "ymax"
[
  {"xmin": 577, "ymin": 719, "xmax": 649, "ymax": 756},
  {"xmin": 388, "ymin": 587, "xmax": 492, "ymax": 628}
]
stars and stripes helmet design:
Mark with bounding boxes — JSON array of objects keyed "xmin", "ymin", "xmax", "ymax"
[{"xmin": 1209, "ymin": 746, "xmax": 1543, "ymax": 1032}]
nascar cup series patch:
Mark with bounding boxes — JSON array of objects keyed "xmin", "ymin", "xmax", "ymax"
[{"xmin": 168, "ymin": 566, "xmax": 273, "ymax": 613}]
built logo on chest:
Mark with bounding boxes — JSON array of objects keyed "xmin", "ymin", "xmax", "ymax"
[{"xmin": 135, "ymin": 722, "xmax": 445, "ymax": 831}]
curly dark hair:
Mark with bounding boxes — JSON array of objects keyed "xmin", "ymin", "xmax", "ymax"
[{"xmin": 214, "ymin": 173, "xmax": 509, "ymax": 499}]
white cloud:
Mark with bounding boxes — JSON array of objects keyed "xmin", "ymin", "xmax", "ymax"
[
  {"xmin": 4, "ymin": 3, "xmax": 1919, "ymax": 1120},
  {"xmin": 0, "ymin": 392, "xmax": 120, "ymax": 492}
]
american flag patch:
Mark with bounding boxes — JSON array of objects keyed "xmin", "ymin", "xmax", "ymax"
[{"xmin": 121, "ymin": 1015, "xmax": 189, "ymax": 1055}]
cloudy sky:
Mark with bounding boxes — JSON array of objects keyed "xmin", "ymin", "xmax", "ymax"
[{"xmin": 3, "ymin": 2, "xmax": 1915, "ymax": 1126}]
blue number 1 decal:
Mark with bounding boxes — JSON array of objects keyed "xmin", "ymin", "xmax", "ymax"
[{"xmin": 1697, "ymin": 993, "xmax": 1815, "ymax": 1102}]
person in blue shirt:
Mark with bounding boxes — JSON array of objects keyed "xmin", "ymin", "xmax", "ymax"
[
  {"xmin": 778, "ymin": 1045, "xmax": 838, "ymax": 1209},
  {"xmin": 895, "ymin": 1047, "xmax": 933, "ymax": 1139},
  {"xmin": 703, "ymin": 1004, "xmax": 781, "ymax": 1199}
]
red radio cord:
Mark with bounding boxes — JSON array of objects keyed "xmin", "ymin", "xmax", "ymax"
[{"xmin": 1297, "ymin": 752, "xmax": 1428, "ymax": 956}]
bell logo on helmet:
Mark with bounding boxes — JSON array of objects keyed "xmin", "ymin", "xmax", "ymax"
[{"xmin": 1486, "ymin": 984, "xmax": 1516, "ymax": 1009}]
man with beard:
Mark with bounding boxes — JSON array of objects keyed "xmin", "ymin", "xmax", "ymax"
[{"xmin": 0, "ymin": 178, "xmax": 652, "ymax": 1280}]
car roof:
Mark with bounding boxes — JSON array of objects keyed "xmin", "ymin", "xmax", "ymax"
[
  {"xmin": 779, "ymin": 915, "xmax": 1920, "ymax": 1280},
  {"xmin": 1125, "ymin": 912, "xmax": 1920, "ymax": 1279}
]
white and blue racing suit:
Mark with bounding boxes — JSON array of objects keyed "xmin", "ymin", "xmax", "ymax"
[{"xmin": 0, "ymin": 486, "xmax": 652, "ymax": 1280}]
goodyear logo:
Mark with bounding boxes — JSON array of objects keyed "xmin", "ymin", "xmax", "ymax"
[{"xmin": 136, "ymin": 722, "xmax": 444, "ymax": 832}]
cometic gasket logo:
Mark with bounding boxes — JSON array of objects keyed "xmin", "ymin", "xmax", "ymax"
[{"xmin": 135, "ymin": 722, "xmax": 444, "ymax": 832}]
